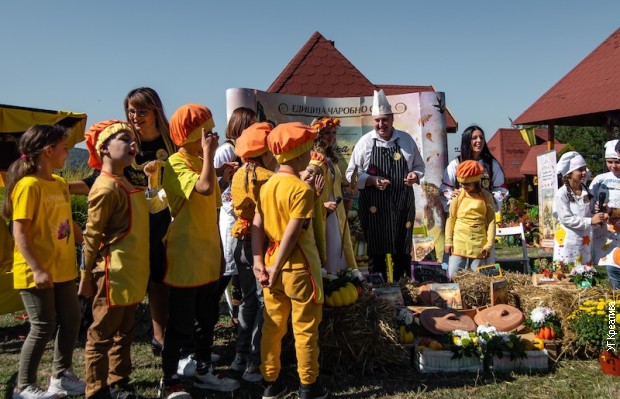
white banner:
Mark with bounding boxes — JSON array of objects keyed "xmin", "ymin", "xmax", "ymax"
[
  {"xmin": 226, "ymin": 88, "xmax": 449, "ymax": 257},
  {"xmin": 536, "ymin": 150, "xmax": 558, "ymax": 249}
]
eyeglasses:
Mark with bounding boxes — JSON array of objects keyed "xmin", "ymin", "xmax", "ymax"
[{"xmin": 126, "ymin": 108, "xmax": 149, "ymax": 117}]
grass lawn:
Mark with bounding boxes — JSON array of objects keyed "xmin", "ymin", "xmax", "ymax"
[{"xmin": 1, "ymin": 302, "xmax": 619, "ymax": 399}]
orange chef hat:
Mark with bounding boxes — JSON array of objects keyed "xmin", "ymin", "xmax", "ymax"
[
  {"xmin": 267, "ymin": 122, "xmax": 317, "ymax": 163},
  {"xmin": 169, "ymin": 104, "xmax": 215, "ymax": 146},
  {"xmin": 456, "ymin": 160, "xmax": 484, "ymax": 184},
  {"xmin": 308, "ymin": 149, "xmax": 327, "ymax": 174},
  {"xmin": 235, "ymin": 122, "xmax": 272, "ymax": 159},
  {"xmin": 85, "ymin": 120, "xmax": 134, "ymax": 170}
]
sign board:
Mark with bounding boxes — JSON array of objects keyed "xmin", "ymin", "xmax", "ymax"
[
  {"xmin": 491, "ymin": 279, "xmax": 509, "ymax": 305},
  {"xmin": 411, "ymin": 261, "xmax": 450, "ymax": 283},
  {"xmin": 428, "ymin": 283, "xmax": 463, "ymax": 309},
  {"xmin": 477, "ymin": 264, "xmax": 503, "ymax": 278},
  {"xmin": 537, "ymin": 150, "xmax": 558, "ymax": 249}
]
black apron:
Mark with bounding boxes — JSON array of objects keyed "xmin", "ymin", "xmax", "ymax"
[{"xmin": 359, "ymin": 138, "xmax": 415, "ymax": 256}]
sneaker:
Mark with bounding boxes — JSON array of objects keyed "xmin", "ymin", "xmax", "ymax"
[
  {"xmin": 110, "ymin": 381, "xmax": 137, "ymax": 399},
  {"xmin": 178, "ymin": 354, "xmax": 221, "ymax": 377},
  {"xmin": 262, "ymin": 379, "xmax": 287, "ymax": 399},
  {"xmin": 158, "ymin": 378, "xmax": 191, "ymax": 399},
  {"xmin": 48, "ymin": 368, "xmax": 86, "ymax": 396},
  {"xmin": 13, "ymin": 385, "xmax": 58, "ymax": 399},
  {"xmin": 299, "ymin": 382, "xmax": 329, "ymax": 399},
  {"xmin": 194, "ymin": 367, "xmax": 240, "ymax": 392},
  {"xmin": 242, "ymin": 362, "xmax": 263, "ymax": 382},
  {"xmin": 229, "ymin": 353, "xmax": 247, "ymax": 372},
  {"xmin": 177, "ymin": 355, "xmax": 197, "ymax": 377}
]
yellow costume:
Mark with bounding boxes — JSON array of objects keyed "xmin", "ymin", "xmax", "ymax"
[
  {"xmin": 11, "ymin": 175, "xmax": 77, "ymax": 288},
  {"xmin": 163, "ymin": 152, "xmax": 222, "ymax": 287},
  {"xmin": 258, "ymin": 172, "xmax": 324, "ymax": 384},
  {"xmin": 230, "ymin": 165, "xmax": 273, "ymax": 237},
  {"xmin": 318, "ymin": 158, "xmax": 357, "ymax": 271},
  {"xmin": 445, "ymin": 189, "xmax": 496, "ymax": 258}
]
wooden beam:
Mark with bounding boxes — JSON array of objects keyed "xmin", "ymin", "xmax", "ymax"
[{"xmin": 547, "ymin": 124, "xmax": 555, "ymax": 150}]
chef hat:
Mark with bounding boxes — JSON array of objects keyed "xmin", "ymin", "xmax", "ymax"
[
  {"xmin": 605, "ymin": 140, "xmax": 619, "ymax": 160},
  {"xmin": 308, "ymin": 149, "xmax": 327, "ymax": 175},
  {"xmin": 235, "ymin": 122, "xmax": 272, "ymax": 159},
  {"xmin": 456, "ymin": 160, "xmax": 484, "ymax": 183},
  {"xmin": 267, "ymin": 122, "xmax": 317, "ymax": 163},
  {"xmin": 371, "ymin": 90, "xmax": 392, "ymax": 116},
  {"xmin": 557, "ymin": 151, "xmax": 587, "ymax": 176},
  {"xmin": 169, "ymin": 104, "xmax": 215, "ymax": 146},
  {"xmin": 85, "ymin": 120, "xmax": 134, "ymax": 170}
]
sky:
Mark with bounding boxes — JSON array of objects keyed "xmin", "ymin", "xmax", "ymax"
[{"xmin": 1, "ymin": 1, "xmax": 619, "ymax": 160}]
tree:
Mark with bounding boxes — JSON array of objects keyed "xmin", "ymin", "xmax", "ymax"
[{"xmin": 555, "ymin": 126, "xmax": 607, "ymax": 176}]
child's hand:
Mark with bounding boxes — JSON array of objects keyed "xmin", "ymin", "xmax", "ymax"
[
  {"xmin": 592, "ymin": 212, "xmax": 609, "ymax": 225},
  {"xmin": 33, "ymin": 269, "xmax": 53, "ymax": 289},
  {"xmin": 444, "ymin": 245, "xmax": 452, "ymax": 255},
  {"xmin": 480, "ymin": 248, "xmax": 489, "ymax": 258},
  {"xmin": 253, "ymin": 261, "xmax": 269, "ymax": 286},
  {"xmin": 264, "ymin": 264, "xmax": 281, "ymax": 288},
  {"xmin": 78, "ymin": 278, "xmax": 95, "ymax": 298},
  {"xmin": 144, "ymin": 160, "xmax": 162, "ymax": 187},
  {"xmin": 450, "ymin": 189, "xmax": 460, "ymax": 198},
  {"xmin": 315, "ymin": 174, "xmax": 325, "ymax": 195},
  {"xmin": 201, "ymin": 129, "xmax": 219, "ymax": 156},
  {"xmin": 217, "ymin": 162, "xmax": 239, "ymax": 180},
  {"xmin": 324, "ymin": 201, "xmax": 337, "ymax": 214}
]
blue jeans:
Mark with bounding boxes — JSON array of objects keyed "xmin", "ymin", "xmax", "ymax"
[
  {"xmin": 448, "ymin": 255, "xmax": 489, "ymax": 278},
  {"xmin": 233, "ymin": 237, "xmax": 263, "ymax": 366},
  {"xmin": 607, "ymin": 265, "xmax": 620, "ymax": 290}
]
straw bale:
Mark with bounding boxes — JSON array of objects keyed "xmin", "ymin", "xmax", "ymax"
[{"xmin": 319, "ymin": 290, "xmax": 409, "ymax": 375}]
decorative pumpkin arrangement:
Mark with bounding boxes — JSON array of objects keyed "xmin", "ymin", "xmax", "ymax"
[
  {"xmin": 325, "ymin": 282, "xmax": 359, "ymax": 307},
  {"xmin": 323, "ymin": 269, "xmax": 363, "ymax": 308},
  {"xmin": 525, "ymin": 306, "xmax": 562, "ymax": 340}
]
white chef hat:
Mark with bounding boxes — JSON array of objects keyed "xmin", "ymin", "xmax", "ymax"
[
  {"xmin": 604, "ymin": 140, "xmax": 619, "ymax": 159},
  {"xmin": 557, "ymin": 151, "xmax": 587, "ymax": 176},
  {"xmin": 371, "ymin": 89, "xmax": 392, "ymax": 116}
]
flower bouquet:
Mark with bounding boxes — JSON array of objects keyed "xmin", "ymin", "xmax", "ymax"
[
  {"xmin": 525, "ymin": 306, "xmax": 562, "ymax": 340},
  {"xmin": 569, "ymin": 264, "xmax": 598, "ymax": 288},
  {"xmin": 568, "ymin": 298, "xmax": 616, "ymax": 353}
]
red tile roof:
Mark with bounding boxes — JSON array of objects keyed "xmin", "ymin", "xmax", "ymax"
[
  {"xmin": 267, "ymin": 31, "xmax": 458, "ymax": 132},
  {"xmin": 514, "ymin": 27, "xmax": 620, "ymax": 127},
  {"xmin": 519, "ymin": 143, "xmax": 569, "ymax": 176},
  {"xmin": 487, "ymin": 128, "xmax": 562, "ymax": 180}
]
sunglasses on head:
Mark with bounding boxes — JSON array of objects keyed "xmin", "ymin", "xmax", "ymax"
[{"xmin": 126, "ymin": 108, "xmax": 148, "ymax": 117}]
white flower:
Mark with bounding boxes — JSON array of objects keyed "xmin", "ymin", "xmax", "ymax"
[{"xmin": 476, "ymin": 324, "xmax": 497, "ymax": 336}]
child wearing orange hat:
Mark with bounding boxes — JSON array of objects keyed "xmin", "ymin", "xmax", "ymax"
[
  {"xmin": 80, "ymin": 120, "xmax": 165, "ymax": 398},
  {"xmin": 444, "ymin": 160, "xmax": 496, "ymax": 278},
  {"xmin": 252, "ymin": 122, "xmax": 328, "ymax": 399},
  {"xmin": 159, "ymin": 104, "xmax": 239, "ymax": 398},
  {"xmin": 228, "ymin": 122, "xmax": 276, "ymax": 382}
]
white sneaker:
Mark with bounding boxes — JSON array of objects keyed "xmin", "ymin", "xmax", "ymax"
[
  {"xmin": 13, "ymin": 385, "xmax": 58, "ymax": 399},
  {"xmin": 177, "ymin": 353, "xmax": 220, "ymax": 377},
  {"xmin": 177, "ymin": 355, "xmax": 197, "ymax": 377},
  {"xmin": 158, "ymin": 377, "xmax": 192, "ymax": 399},
  {"xmin": 48, "ymin": 368, "xmax": 86, "ymax": 396},
  {"xmin": 194, "ymin": 367, "xmax": 240, "ymax": 392}
]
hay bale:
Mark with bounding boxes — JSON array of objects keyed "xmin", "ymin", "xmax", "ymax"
[
  {"xmin": 319, "ymin": 291, "xmax": 408, "ymax": 375},
  {"xmin": 510, "ymin": 285, "xmax": 616, "ymax": 358}
]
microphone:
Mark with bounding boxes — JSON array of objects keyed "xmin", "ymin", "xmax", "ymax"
[
  {"xmin": 598, "ymin": 191, "xmax": 606, "ymax": 213},
  {"xmin": 335, "ymin": 196, "xmax": 343, "ymax": 205},
  {"xmin": 328, "ymin": 197, "xmax": 343, "ymax": 217}
]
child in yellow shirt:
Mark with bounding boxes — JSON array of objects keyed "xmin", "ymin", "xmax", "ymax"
[
  {"xmin": 2, "ymin": 124, "xmax": 85, "ymax": 399},
  {"xmin": 252, "ymin": 122, "xmax": 328, "ymax": 399},
  {"xmin": 159, "ymin": 104, "xmax": 239, "ymax": 398},
  {"xmin": 444, "ymin": 160, "xmax": 496, "ymax": 278}
]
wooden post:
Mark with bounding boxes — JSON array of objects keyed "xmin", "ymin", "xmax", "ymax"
[{"xmin": 547, "ymin": 124, "xmax": 555, "ymax": 150}]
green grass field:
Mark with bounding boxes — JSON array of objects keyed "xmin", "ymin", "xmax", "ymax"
[{"xmin": 1, "ymin": 303, "xmax": 619, "ymax": 399}]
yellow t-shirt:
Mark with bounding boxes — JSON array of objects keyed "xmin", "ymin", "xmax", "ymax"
[
  {"xmin": 162, "ymin": 152, "xmax": 222, "ymax": 287},
  {"xmin": 11, "ymin": 175, "xmax": 77, "ymax": 288},
  {"xmin": 230, "ymin": 165, "xmax": 273, "ymax": 237},
  {"xmin": 257, "ymin": 173, "xmax": 320, "ymax": 270}
]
